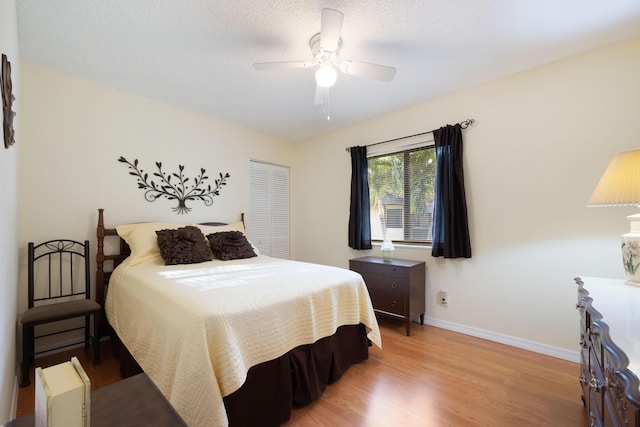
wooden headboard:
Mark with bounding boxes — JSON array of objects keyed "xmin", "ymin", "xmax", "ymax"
[{"xmin": 95, "ymin": 208, "xmax": 244, "ymax": 337}]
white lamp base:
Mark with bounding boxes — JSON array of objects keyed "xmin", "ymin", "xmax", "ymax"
[{"xmin": 622, "ymin": 213, "xmax": 640, "ymax": 285}]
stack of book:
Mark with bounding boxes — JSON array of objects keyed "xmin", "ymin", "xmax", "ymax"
[{"xmin": 34, "ymin": 357, "xmax": 90, "ymax": 427}]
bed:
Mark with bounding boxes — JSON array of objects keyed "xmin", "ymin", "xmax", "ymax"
[{"xmin": 95, "ymin": 209, "xmax": 382, "ymax": 427}]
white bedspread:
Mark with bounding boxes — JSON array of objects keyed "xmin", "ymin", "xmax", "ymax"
[{"xmin": 105, "ymin": 255, "xmax": 381, "ymax": 427}]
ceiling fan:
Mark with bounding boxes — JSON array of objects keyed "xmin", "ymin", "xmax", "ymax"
[{"xmin": 252, "ymin": 8, "xmax": 396, "ymax": 119}]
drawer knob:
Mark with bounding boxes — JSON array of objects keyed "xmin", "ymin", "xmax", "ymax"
[
  {"xmin": 391, "ymin": 283, "xmax": 398, "ymax": 289},
  {"xmin": 580, "ymin": 333, "xmax": 589, "ymax": 348},
  {"xmin": 391, "ymin": 301, "xmax": 397, "ymax": 307},
  {"xmin": 579, "ymin": 373, "xmax": 588, "ymax": 386},
  {"xmin": 589, "ymin": 371, "xmax": 602, "ymax": 391},
  {"xmin": 605, "ymin": 376, "xmax": 617, "ymax": 390}
]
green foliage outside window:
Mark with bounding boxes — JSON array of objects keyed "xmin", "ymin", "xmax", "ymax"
[{"xmin": 368, "ymin": 146, "xmax": 436, "ymax": 243}]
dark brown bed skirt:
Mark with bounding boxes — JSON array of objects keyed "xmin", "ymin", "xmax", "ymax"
[{"xmin": 111, "ymin": 323, "xmax": 370, "ymax": 427}]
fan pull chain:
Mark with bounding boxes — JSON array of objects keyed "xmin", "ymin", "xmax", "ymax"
[{"xmin": 324, "ymin": 89, "xmax": 331, "ymax": 121}]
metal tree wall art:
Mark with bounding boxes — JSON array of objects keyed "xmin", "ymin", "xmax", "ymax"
[{"xmin": 118, "ymin": 156, "xmax": 230, "ymax": 214}]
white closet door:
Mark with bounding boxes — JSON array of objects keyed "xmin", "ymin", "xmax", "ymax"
[{"xmin": 249, "ymin": 161, "xmax": 290, "ymax": 259}]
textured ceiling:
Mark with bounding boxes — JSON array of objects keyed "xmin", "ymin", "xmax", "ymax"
[{"xmin": 16, "ymin": 0, "xmax": 640, "ymax": 142}]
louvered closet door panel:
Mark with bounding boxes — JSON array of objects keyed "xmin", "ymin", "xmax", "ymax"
[
  {"xmin": 250, "ymin": 161, "xmax": 273, "ymax": 255},
  {"xmin": 270, "ymin": 165, "xmax": 290, "ymax": 259},
  {"xmin": 249, "ymin": 161, "xmax": 290, "ymax": 259}
]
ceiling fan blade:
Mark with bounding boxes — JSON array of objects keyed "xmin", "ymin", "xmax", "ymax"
[
  {"xmin": 253, "ymin": 61, "xmax": 312, "ymax": 70},
  {"xmin": 314, "ymin": 84, "xmax": 328, "ymax": 105},
  {"xmin": 340, "ymin": 61, "xmax": 396, "ymax": 82},
  {"xmin": 321, "ymin": 8, "xmax": 344, "ymax": 52}
]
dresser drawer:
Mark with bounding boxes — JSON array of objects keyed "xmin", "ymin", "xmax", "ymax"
[
  {"xmin": 577, "ymin": 295, "xmax": 589, "ymax": 336},
  {"xmin": 606, "ymin": 370, "xmax": 640, "ymax": 427},
  {"xmin": 602, "ymin": 332, "xmax": 640, "ymax": 426},
  {"xmin": 590, "ymin": 388, "xmax": 604, "ymax": 427},
  {"xmin": 589, "ymin": 349, "xmax": 606, "ymax": 427},
  {"xmin": 580, "ymin": 348, "xmax": 590, "ymax": 409},
  {"xmin": 590, "ymin": 321, "xmax": 604, "ymax": 370}
]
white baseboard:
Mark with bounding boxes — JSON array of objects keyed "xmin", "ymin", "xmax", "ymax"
[
  {"xmin": 11, "ymin": 363, "xmax": 19, "ymax": 419},
  {"xmin": 424, "ymin": 317, "xmax": 580, "ymax": 363}
]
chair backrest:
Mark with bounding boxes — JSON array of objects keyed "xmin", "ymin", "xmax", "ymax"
[{"xmin": 28, "ymin": 239, "xmax": 91, "ymax": 309}]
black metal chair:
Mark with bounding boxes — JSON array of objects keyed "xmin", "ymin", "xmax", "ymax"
[{"xmin": 20, "ymin": 239, "xmax": 100, "ymax": 387}]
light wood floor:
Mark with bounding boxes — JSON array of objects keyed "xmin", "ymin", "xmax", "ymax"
[{"xmin": 17, "ymin": 318, "xmax": 587, "ymax": 426}]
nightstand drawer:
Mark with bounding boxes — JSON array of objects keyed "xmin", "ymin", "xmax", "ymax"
[
  {"xmin": 370, "ymin": 288, "xmax": 405, "ymax": 316},
  {"xmin": 349, "ymin": 260, "xmax": 410, "ymax": 278},
  {"xmin": 363, "ymin": 274, "xmax": 407, "ymax": 296}
]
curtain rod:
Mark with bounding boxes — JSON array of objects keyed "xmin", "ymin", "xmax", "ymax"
[{"xmin": 345, "ymin": 118, "xmax": 475, "ymax": 152}]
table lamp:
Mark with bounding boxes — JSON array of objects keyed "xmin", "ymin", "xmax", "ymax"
[{"xmin": 588, "ymin": 149, "xmax": 640, "ymax": 285}]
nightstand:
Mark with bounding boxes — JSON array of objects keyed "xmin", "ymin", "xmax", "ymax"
[{"xmin": 349, "ymin": 256, "xmax": 425, "ymax": 336}]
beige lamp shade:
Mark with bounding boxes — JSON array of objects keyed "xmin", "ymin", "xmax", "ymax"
[{"xmin": 588, "ymin": 149, "xmax": 640, "ymax": 207}]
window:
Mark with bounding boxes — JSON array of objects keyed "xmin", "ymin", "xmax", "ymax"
[
  {"xmin": 368, "ymin": 144, "xmax": 436, "ymax": 244},
  {"xmin": 249, "ymin": 160, "xmax": 290, "ymax": 259}
]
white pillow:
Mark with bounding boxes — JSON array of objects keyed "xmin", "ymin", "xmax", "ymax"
[{"xmin": 116, "ymin": 222, "xmax": 184, "ymax": 265}]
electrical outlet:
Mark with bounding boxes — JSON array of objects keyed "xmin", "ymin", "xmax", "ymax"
[{"xmin": 440, "ymin": 291, "xmax": 448, "ymax": 307}]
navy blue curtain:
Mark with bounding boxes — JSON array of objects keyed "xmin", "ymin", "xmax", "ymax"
[
  {"xmin": 348, "ymin": 146, "xmax": 372, "ymax": 250},
  {"xmin": 432, "ymin": 124, "xmax": 471, "ymax": 258}
]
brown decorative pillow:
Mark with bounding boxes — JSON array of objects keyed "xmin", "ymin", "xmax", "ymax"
[
  {"xmin": 156, "ymin": 226, "xmax": 213, "ymax": 265},
  {"xmin": 206, "ymin": 231, "xmax": 257, "ymax": 261}
]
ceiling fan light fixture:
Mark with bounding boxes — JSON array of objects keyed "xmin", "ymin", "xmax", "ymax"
[
  {"xmin": 252, "ymin": 8, "xmax": 396, "ymax": 119},
  {"xmin": 315, "ymin": 65, "xmax": 337, "ymax": 87}
]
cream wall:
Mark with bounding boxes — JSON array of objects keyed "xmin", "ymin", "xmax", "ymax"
[
  {"xmin": 18, "ymin": 62, "xmax": 294, "ymax": 231},
  {"xmin": 0, "ymin": 0, "xmax": 19, "ymax": 423},
  {"xmin": 294, "ymin": 36, "xmax": 640, "ymax": 359}
]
